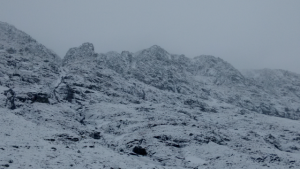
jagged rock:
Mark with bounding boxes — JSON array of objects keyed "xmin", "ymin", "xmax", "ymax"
[{"xmin": 62, "ymin": 42, "xmax": 95, "ymax": 66}]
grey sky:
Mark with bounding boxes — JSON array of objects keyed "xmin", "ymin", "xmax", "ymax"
[{"xmin": 1, "ymin": 0, "xmax": 300, "ymax": 73}]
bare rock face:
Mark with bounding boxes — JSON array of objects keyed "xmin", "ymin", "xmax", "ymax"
[
  {"xmin": 1, "ymin": 21, "xmax": 300, "ymax": 169},
  {"xmin": 62, "ymin": 42, "xmax": 95, "ymax": 66}
]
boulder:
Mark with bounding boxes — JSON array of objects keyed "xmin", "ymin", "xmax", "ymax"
[{"xmin": 132, "ymin": 146, "xmax": 147, "ymax": 156}]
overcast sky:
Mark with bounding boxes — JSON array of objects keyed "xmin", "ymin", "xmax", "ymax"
[{"xmin": 0, "ymin": 0, "xmax": 300, "ymax": 73}]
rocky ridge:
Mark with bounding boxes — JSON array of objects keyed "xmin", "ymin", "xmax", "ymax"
[{"xmin": 1, "ymin": 21, "xmax": 300, "ymax": 169}]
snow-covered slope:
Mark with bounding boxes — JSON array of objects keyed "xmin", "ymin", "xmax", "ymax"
[
  {"xmin": 0, "ymin": 21, "xmax": 61, "ymax": 110},
  {"xmin": 1, "ymin": 21, "xmax": 300, "ymax": 169}
]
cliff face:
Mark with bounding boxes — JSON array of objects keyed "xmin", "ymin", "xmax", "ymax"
[{"xmin": 1, "ymin": 21, "xmax": 300, "ymax": 169}]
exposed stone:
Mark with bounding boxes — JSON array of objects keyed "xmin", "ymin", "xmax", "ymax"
[
  {"xmin": 89, "ymin": 132, "xmax": 101, "ymax": 140},
  {"xmin": 132, "ymin": 146, "xmax": 147, "ymax": 156}
]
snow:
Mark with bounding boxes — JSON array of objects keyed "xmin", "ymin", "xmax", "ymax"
[
  {"xmin": 1, "ymin": 21, "xmax": 300, "ymax": 168},
  {"xmin": 0, "ymin": 86, "xmax": 9, "ymax": 92},
  {"xmin": 185, "ymin": 155, "xmax": 207, "ymax": 165}
]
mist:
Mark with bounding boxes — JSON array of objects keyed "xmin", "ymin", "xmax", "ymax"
[{"xmin": 1, "ymin": 0, "xmax": 299, "ymax": 73}]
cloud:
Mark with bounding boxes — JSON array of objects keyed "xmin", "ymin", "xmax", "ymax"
[{"xmin": 0, "ymin": 0, "xmax": 300, "ymax": 73}]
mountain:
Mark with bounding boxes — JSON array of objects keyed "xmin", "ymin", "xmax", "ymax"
[
  {"xmin": 241, "ymin": 69, "xmax": 300, "ymax": 118},
  {"xmin": 0, "ymin": 21, "xmax": 61, "ymax": 109},
  {"xmin": 1, "ymin": 21, "xmax": 300, "ymax": 169}
]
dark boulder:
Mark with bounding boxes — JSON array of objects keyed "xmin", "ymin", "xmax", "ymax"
[
  {"xmin": 67, "ymin": 137, "xmax": 79, "ymax": 142},
  {"xmin": 27, "ymin": 93, "xmax": 50, "ymax": 103},
  {"xmin": 89, "ymin": 132, "xmax": 101, "ymax": 140},
  {"xmin": 4, "ymin": 89, "xmax": 16, "ymax": 110},
  {"xmin": 166, "ymin": 143, "xmax": 181, "ymax": 148},
  {"xmin": 15, "ymin": 92, "xmax": 50, "ymax": 104},
  {"xmin": 65, "ymin": 85, "xmax": 75, "ymax": 103},
  {"xmin": 132, "ymin": 146, "xmax": 147, "ymax": 156},
  {"xmin": 1, "ymin": 164, "xmax": 9, "ymax": 167}
]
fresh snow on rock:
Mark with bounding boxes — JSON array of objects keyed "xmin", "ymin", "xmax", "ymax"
[{"xmin": 1, "ymin": 21, "xmax": 300, "ymax": 168}]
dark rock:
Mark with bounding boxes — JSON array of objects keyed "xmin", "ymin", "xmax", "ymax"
[
  {"xmin": 293, "ymin": 137, "xmax": 300, "ymax": 141},
  {"xmin": 89, "ymin": 132, "xmax": 101, "ymax": 139},
  {"xmin": 239, "ymin": 109, "xmax": 249, "ymax": 115},
  {"xmin": 194, "ymin": 133, "xmax": 229, "ymax": 145},
  {"xmin": 269, "ymin": 154, "xmax": 281, "ymax": 163},
  {"xmin": 132, "ymin": 146, "xmax": 147, "ymax": 156},
  {"xmin": 20, "ymin": 74, "xmax": 40, "ymax": 84},
  {"xmin": 166, "ymin": 143, "xmax": 181, "ymax": 148},
  {"xmin": 4, "ymin": 89, "xmax": 16, "ymax": 110},
  {"xmin": 136, "ymin": 107, "xmax": 155, "ymax": 112},
  {"xmin": 79, "ymin": 117, "xmax": 85, "ymax": 125},
  {"xmin": 6, "ymin": 47, "xmax": 16, "ymax": 54},
  {"xmin": 28, "ymin": 93, "xmax": 49, "ymax": 103},
  {"xmin": 242, "ymin": 137, "xmax": 251, "ymax": 141},
  {"xmin": 56, "ymin": 134, "xmax": 79, "ymax": 142},
  {"xmin": 131, "ymin": 100, "xmax": 140, "ymax": 104},
  {"xmin": 6, "ymin": 60, "xmax": 17, "ymax": 67},
  {"xmin": 252, "ymin": 156, "xmax": 267, "ymax": 163},
  {"xmin": 290, "ymin": 146, "xmax": 299, "ymax": 150},
  {"xmin": 65, "ymin": 85, "xmax": 75, "ymax": 103},
  {"xmin": 84, "ymin": 90, "xmax": 93, "ymax": 93},
  {"xmin": 67, "ymin": 137, "xmax": 79, "ymax": 142},
  {"xmin": 154, "ymin": 135, "xmax": 170, "ymax": 141},
  {"xmin": 57, "ymin": 133, "xmax": 68, "ymax": 137},
  {"xmin": 184, "ymin": 99, "xmax": 198, "ymax": 106},
  {"xmin": 183, "ymin": 99, "xmax": 212, "ymax": 112},
  {"xmin": 2, "ymin": 164, "xmax": 9, "ymax": 167},
  {"xmin": 12, "ymin": 73, "xmax": 21, "ymax": 77},
  {"xmin": 264, "ymin": 134, "xmax": 282, "ymax": 150}
]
